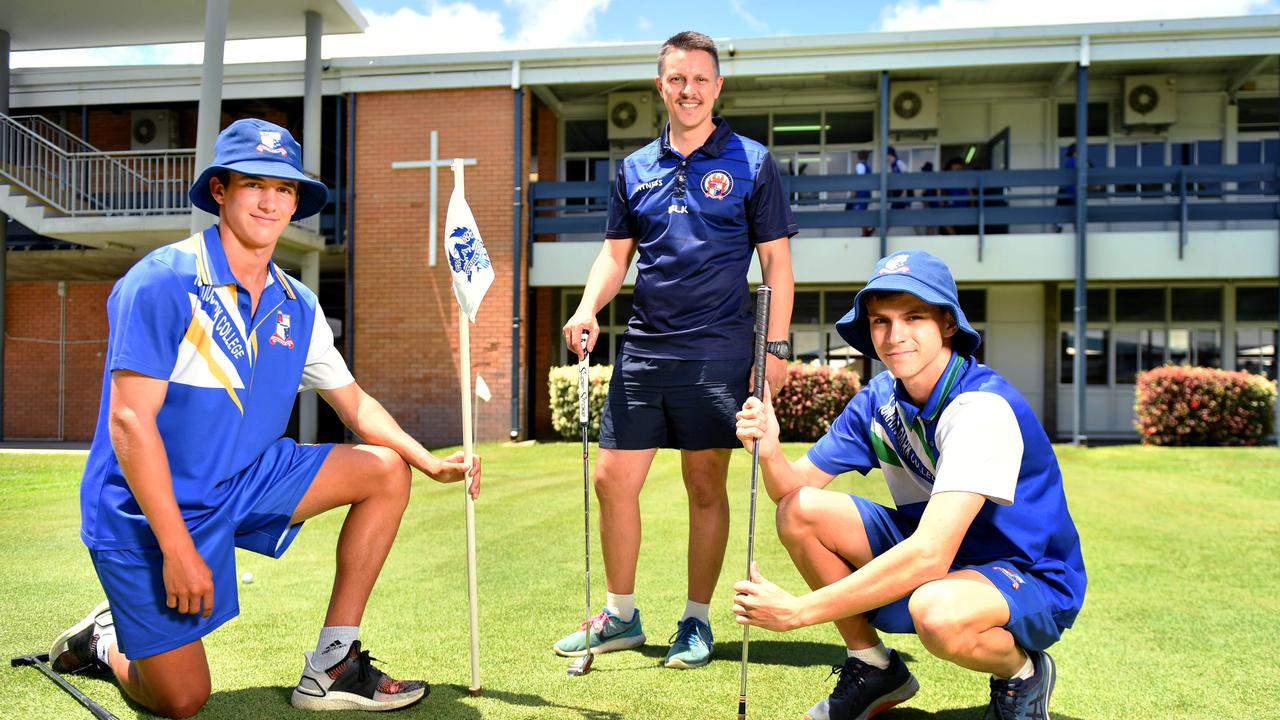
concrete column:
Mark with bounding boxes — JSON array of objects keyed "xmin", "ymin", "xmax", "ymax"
[
  {"xmin": 191, "ymin": 0, "xmax": 228, "ymax": 233},
  {"xmin": 299, "ymin": 249, "xmax": 320, "ymax": 443},
  {"xmin": 1, "ymin": 28, "xmax": 10, "ymax": 440},
  {"xmin": 303, "ymin": 11, "xmax": 322, "ymax": 177}
]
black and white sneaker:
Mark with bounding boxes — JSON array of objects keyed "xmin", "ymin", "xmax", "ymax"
[
  {"xmin": 805, "ymin": 649, "xmax": 919, "ymax": 720},
  {"xmin": 984, "ymin": 650, "xmax": 1056, "ymax": 720},
  {"xmin": 49, "ymin": 600, "xmax": 114, "ymax": 675},
  {"xmin": 290, "ymin": 641, "xmax": 429, "ymax": 711}
]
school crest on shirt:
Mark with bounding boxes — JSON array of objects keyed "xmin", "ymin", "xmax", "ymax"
[
  {"xmin": 701, "ymin": 169, "xmax": 733, "ymax": 200},
  {"xmin": 269, "ymin": 311, "xmax": 295, "ymax": 348}
]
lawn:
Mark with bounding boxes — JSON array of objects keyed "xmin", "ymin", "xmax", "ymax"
[{"xmin": 2, "ymin": 444, "xmax": 1278, "ymax": 719}]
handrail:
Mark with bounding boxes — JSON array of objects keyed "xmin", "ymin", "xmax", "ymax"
[
  {"xmin": 11, "ymin": 115, "xmax": 100, "ymax": 155},
  {"xmin": 529, "ymin": 164, "xmax": 1280, "ymax": 238}
]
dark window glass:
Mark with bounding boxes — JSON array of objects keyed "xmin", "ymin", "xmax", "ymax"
[
  {"xmin": 1057, "ymin": 102, "xmax": 1109, "ymax": 138},
  {"xmin": 826, "ymin": 111, "xmax": 875, "ymax": 144},
  {"xmin": 724, "ymin": 115, "xmax": 769, "ymax": 144},
  {"xmin": 793, "ymin": 292, "xmax": 821, "ymax": 325},
  {"xmin": 1236, "ymin": 328, "xmax": 1277, "ymax": 379},
  {"xmin": 957, "ymin": 289, "xmax": 986, "ymax": 323},
  {"xmin": 1194, "ymin": 329, "xmax": 1221, "ymax": 369},
  {"xmin": 1060, "ymin": 330, "xmax": 1109, "ymax": 384},
  {"xmin": 1236, "ymin": 286, "xmax": 1279, "ymax": 322},
  {"xmin": 1237, "ymin": 97, "xmax": 1280, "ymax": 133},
  {"xmin": 1115, "ymin": 288, "xmax": 1165, "ymax": 322},
  {"xmin": 564, "ymin": 120, "xmax": 607, "ymax": 152},
  {"xmin": 1059, "ymin": 288, "xmax": 1110, "ymax": 323},
  {"xmin": 1114, "ymin": 144, "xmax": 1138, "ymax": 195},
  {"xmin": 613, "ymin": 293, "xmax": 634, "ymax": 324},
  {"xmin": 824, "ymin": 290, "xmax": 857, "ymax": 325},
  {"xmin": 1171, "ymin": 287, "xmax": 1221, "ymax": 322},
  {"xmin": 1116, "ymin": 329, "xmax": 1166, "ymax": 383},
  {"xmin": 773, "ymin": 113, "xmax": 822, "ymax": 146}
]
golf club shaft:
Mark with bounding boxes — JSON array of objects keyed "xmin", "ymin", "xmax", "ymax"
[
  {"xmin": 738, "ymin": 285, "xmax": 772, "ymax": 718},
  {"xmin": 16, "ymin": 656, "xmax": 119, "ymax": 720},
  {"xmin": 580, "ymin": 330, "xmax": 592, "ymax": 659}
]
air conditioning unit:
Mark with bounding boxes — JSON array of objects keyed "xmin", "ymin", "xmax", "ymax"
[
  {"xmin": 1123, "ymin": 75, "xmax": 1177, "ymax": 127},
  {"xmin": 607, "ymin": 92, "xmax": 656, "ymax": 141},
  {"xmin": 130, "ymin": 109, "xmax": 179, "ymax": 150},
  {"xmin": 888, "ymin": 81, "xmax": 939, "ymax": 133}
]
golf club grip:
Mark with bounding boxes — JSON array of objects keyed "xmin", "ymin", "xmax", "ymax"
[
  {"xmin": 751, "ymin": 286, "xmax": 771, "ymax": 401},
  {"xmin": 578, "ymin": 331, "xmax": 589, "ymax": 425}
]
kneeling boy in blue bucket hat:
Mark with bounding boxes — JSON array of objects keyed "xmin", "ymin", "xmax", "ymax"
[
  {"xmin": 49, "ymin": 119, "xmax": 481, "ymax": 716},
  {"xmin": 732, "ymin": 250, "xmax": 1085, "ymax": 720}
]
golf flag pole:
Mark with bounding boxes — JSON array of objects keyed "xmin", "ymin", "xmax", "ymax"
[
  {"xmin": 738, "ymin": 284, "xmax": 772, "ymax": 720},
  {"xmin": 446, "ymin": 157, "xmax": 494, "ymax": 696}
]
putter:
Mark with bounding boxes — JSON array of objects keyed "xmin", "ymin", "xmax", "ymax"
[
  {"xmin": 567, "ymin": 330, "xmax": 595, "ymax": 677},
  {"xmin": 11, "ymin": 653, "xmax": 120, "ymax": 720},
  {"xmin": 737, "ymin": 285, "xmax": 772, "ymax": 719}
]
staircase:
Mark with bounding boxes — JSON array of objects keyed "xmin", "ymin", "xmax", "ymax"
[{"xmin": 0, "ymin": 112, "xmax": 321, "ymax": 255}]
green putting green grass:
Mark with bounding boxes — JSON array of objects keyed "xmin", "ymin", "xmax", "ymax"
[{"xmin": 2, "ymin": 444, "xmax": 1278, "ymax": 719}]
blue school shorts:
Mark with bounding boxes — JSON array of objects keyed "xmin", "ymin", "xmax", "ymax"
[
  {"xmin": 599, "ymin": 353, "xmax": 750, "ymax": 451},
  {"xmin": 852, "ymin": 495, "xmax": 1065, "ymax": 652},
  {"xmin": 89, "ymin": 439, "xmax": 333, "ymax": 659}
]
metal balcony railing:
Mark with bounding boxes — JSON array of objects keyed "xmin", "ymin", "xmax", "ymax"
[
  {"xmin": 0, "ymin": 113, "xmax": 326, "ymax": 236},
  {"xmin": 529, "ymin": 164, "xmax": 1280, "ymax": 242}
]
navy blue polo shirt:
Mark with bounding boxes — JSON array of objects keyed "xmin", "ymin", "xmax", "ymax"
[{"xmin": 606, "ymin": 117, "xmax": 797, "ymax": 360}]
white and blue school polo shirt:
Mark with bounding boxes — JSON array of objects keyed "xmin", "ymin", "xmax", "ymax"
[
  {"xmin": 606, "ymin": 117, "xmax": 797, "ymax": 360},
  {"xmin": 807, "ymin": 352, "xmax": 1087, "ymax": 628},
  {"xmin": 80, "ymin": 226, "xmax": 353, "ymax": 551}
]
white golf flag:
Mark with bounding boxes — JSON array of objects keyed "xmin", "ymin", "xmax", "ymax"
[
  {"xmin": 444, "ymin": 167, "xmax": 494, "ymax": 322},
  {"xmin": 474, "ymin": 374, "xmax": 492, "ymax": 402}
]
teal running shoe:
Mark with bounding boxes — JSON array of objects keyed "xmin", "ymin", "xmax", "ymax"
[
  {"xmin": 553, "ymin": 608, "xmax": 645, "ymax": 657},
  {"xmin": 662, "ymin": 617, "xmax": 714, "ymax": 669}
]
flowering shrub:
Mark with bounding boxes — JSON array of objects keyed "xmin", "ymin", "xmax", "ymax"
[
  {"xmin": 1134, "ymin": 366, "xmax": 1276, "ymax": 446},
  {"xmin": 548, "ymin": 364, "xmax": 612, "ymax": 440},
  {"xmin": 773, "ymin": 364, "xmax": 862, "ymax": 442}
]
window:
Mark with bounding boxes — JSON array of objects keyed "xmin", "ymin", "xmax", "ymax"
[
  {"xmin": 1057, "ymin": 102, "xmax": 1109, "ymax": 138},
  {"xmin": 1115, "ymin": 288, "xmax": 1164, "ymax": 322},
  {"xmin": 1236, "ymin": 328, "xmax": 1277, "ymax": 380},
  {"xmin": 1059, "ymin": 288, "xmax": 1111, "ymax": 323},
  {"xmin": 826, "ymin": 111, "xmax": 875, "ymax": 144},
  {"xmin": 1235, "ymin": 138, "xmax": 1278, "ymax": 193},
  {"xmin": 1060, "ymin": 329, "xmax": 1109, "ymax": 384},
  {"xmin": 1172, "ymin": 288, "xmax": 1222, "ymax": 322},
  {"xmin": 1237, "ymin": 98, "xmax": 1280, "ymax": 133},
  {"xmin": 723, "ymin": 115, "xmax": 769, "ymax": 145},
  {"xmin": 564, "ymin": 120, "xmax": 607, "ymax": 152},
  {"xmin": 772, "ymin": 113, "xmax": 822, "ymax": 147},
  {"xmin": 1236, "ymin": 286, "xmax": 1278, "ymax": 322},
  {"xmin": 1115, "ymin": 329, "xmax": 1165, "ymax": 383}
]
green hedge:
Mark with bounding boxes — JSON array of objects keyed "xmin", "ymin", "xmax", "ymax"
[
  {"xmin": 548, "ymin": 362, "xmax": 861, "ymax": 443},
  {"xmin": 548, "ymin": 364, "xmax": 612, "ymax": 441},
  {"xmin": 1134, "ymin": 366, "xmax": 1276, "ymax": 446}
]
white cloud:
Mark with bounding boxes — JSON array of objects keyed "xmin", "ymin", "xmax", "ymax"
[
  {"xmin": 877, "ymin": 0, "xmax": 1278, "ymax": 32},
  {"xmin": 11, "ymin": 0, "xmax": 611, "ymax": 69}
]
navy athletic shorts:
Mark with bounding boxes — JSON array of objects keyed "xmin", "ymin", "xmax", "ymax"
[
  {"xmin": 599, "ymin": 353, "xmax": 750, "ymax": 451},
  {"xmin": 852, "ymin": 495, "xmax": 1066, "ymax": 652},
  {"xmin": 89, "ymin": 438, "xmax": 333, "ymax": 659}
]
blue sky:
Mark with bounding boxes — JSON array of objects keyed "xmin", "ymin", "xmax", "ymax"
[{"xmin": 13, "ymin": 0, "xmax": 1280, "ymax": 67}]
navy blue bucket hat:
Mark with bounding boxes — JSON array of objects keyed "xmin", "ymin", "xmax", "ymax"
[
  {"xmin": 189, "ymin": 118, "xmax": 329, "ymax": 221},
  {"xmin": 835, "ymin": 250, "xmax": 982, "ymax": 360}
]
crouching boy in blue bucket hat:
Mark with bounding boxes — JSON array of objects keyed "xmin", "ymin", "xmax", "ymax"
[
  {"xmin": 49, "ymin": 119, "xmax": 481, "ymax": 717},
  {"xmin": 732, "ymin": 250, "xmax": 1085, "ymax": 720}
]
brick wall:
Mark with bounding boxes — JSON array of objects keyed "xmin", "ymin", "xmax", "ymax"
[
  {"xmin": 3, "ymin": 281, "xmax": 111, "ymax": 441},
  {"xmin": 352, "ymin": 87, "xmax": 530, "ymax": 446},
  {"xmin": 530, "ymin": 98, "xmax": 560, "ymax": 438}
]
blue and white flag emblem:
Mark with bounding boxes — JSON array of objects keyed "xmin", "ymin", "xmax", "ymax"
[{"xmin": 444, "ymin": 180, "xmax": 494, "ymax": 322}]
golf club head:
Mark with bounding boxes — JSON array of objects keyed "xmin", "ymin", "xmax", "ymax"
[{"xmin": 566, "ymin": 652, "xmax": 593, "ymax": 676}]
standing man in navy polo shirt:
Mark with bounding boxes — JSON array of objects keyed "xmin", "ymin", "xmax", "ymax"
[
  {"xmin": 48, "ymin": 119, "xmax": 480, "ymax": 717},
  {"xmin": 554, "ymin": 30, "xmax": 797, "ymax": 670}
]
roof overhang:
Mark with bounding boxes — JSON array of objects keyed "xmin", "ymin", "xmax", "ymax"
[{"xmin": 1, "ymin": 0, "xmax": 367, "ymax": 51}]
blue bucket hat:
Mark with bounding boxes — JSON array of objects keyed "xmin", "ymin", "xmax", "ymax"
[
  {"xmin": 835, "ymin": 250, "xmax": 982, "ymax": 360},
  {"xmin": 188, "ymin": 118, "xmax": 329, "ymax": 221}
]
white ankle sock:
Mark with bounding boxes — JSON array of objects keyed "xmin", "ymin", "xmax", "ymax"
[
  {"xmin": 314, "ymin": 626, "xmax": 359, "ymax": 666},
  {"xmin": 93, "ymin": 628, "xmax": 116, "ymax": 667},
  {"xmin": 681, "ymin": 600, "xmax": 711, "ymax": 625},
  {"xmin": 1004, "ymin": 653, "xmax": 1035, "ymax": 681},
  {"xmin": 847, "ymin": 641, "xmax": 891, "ymax": 670},
  {"xmin": 606, "ymin": 593, "xmax": 635, "ymax": 622}
]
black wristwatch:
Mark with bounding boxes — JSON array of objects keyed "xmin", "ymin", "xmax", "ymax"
[{"xmin": 766, "ymin": 339, "xmax": 792, "ymax": 360}]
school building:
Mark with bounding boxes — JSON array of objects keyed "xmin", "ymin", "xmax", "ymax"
[{"xmin": 2, "ymin": 8, "xmax": 1278, "ymax": 444}]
